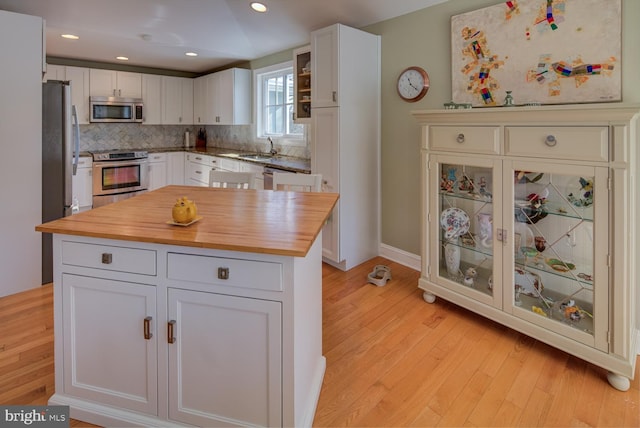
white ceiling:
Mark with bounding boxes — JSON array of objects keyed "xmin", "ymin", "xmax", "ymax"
[{"xmin": 0, "ymin": 0, "xmax": 447, "ymax": 74}]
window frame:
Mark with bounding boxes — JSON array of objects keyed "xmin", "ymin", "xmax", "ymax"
[{"xmin": 254, "ymin": 61, "xmax": 303, "ymax": 142}]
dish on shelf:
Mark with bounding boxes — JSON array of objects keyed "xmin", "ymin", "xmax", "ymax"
[
  {"xmin": 440, "ymin": 207, "xmax": 470, "ymax": 240},
  {"xmin": 545, "ymin": 258, "xmax": 576, "ymax": 272},
  {"xmin": 166, "ymin": 216, "xmax": 203, "ymax": 227}
]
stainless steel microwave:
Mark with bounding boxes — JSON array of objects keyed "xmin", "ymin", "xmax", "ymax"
[{"xmin": 89, "ymin": 96, "xmax": 143, "ymax": 123}]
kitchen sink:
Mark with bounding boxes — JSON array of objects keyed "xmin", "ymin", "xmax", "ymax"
[{"xmin": 239, "ymin": 154, "xmax": 275, "ymax": 162}]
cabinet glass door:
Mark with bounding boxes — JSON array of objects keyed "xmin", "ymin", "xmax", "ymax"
[
  {"xmin": 506, "ymin": 161, "xmax": 608, "ymax": 350},
  {"xmin": 429, "ymin": 154, "xmax": 502, "ymax": 308}
]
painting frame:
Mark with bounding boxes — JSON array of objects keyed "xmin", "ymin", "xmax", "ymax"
[{"xmin": 451, "ymin": 0, "xmax": 622, "ymax": 107}]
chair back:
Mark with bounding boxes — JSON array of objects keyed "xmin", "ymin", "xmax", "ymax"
[
  {"xmin": 272, "ymin": 172, "xmax": 322, "ymax": 192},
  {"xmin": 209, "ymin": 170, "xmax": 256, "ymax": 189}
]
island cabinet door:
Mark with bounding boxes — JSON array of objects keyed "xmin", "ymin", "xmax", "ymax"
[
  {"xmin": 167, "ymin": 288, "xmax": 282, "ymax": 427},
  {"xmin": 61, "ymin": 274, "xmax": 158, "ymax": 415}
]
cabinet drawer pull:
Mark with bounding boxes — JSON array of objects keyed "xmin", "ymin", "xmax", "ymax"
[
  {"xmin": 101, "ymin": 253, "xmax": 112, "ymax": 264},
  {"xmin": 168, "ymin": 320, "xmax": 176, "ymax": 344},
  {"xmin": 218, "ymin": 267, "xmax": 230, "ymax": 280},
  {"xmin": 143, "ymin": 316, "xmax": 153, "ymax": 340},
  {"xmin": 332, "ymin": 91, "xmax": 337, "ymax": 102},
  {"xmin": 456, "ymin": 133, "xmax": 465, "ymax": 143},
  {"xmin": 195, "ymin": 156, "xmax": 203, "ymax": 161},
  {"xmin": 545, "ymin": 135, "xmax": 557, "ymax": 146},
  {"xmin": 195, "ymin": 170, "xmax": 202, "ymax": 175}
]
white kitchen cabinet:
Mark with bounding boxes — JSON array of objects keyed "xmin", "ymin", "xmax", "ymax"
[
  {"xmin": 293, "ymin": 45, "xmax": 312, "ymax": 123},
  {"xmin": 61, "ymin": 273, "xmax": 158, "ymax": 415},
  {"xmin": 211, "ymin": 155, "xmax": 240, "ymax": 172},
  {"xmin": 66, "ymin": 66, "xmax": 91, "ymax": 124},
  {"xmin": 193, "ymin": 68, "xmax": 251, "ymax": 125},
  {"xmin": 142, "ymin": 74, "xmax": 162, "ymax": 125},
  {"xmin": 162, "ymin": 76, "xmax": 193, "ymax": 125},
  {"xmin": 311, "ymin": 27, "xmax": 338, "ymax": 108},
  {"xmin": 167, "ymin": 288, "xmax": 281, "ymax": 426},
  {"xmin": 48, "ymin": 233, "xmax": 323, "ymax": 427},
  {"xmin": 148, "ymin": 152, "xmax": 167, "ymax": 191},
  {"xmin": 413, "ymin": 105, "xmax": 639, "ymax": 391},
  {"xmin": 167, "ymin": 152, "xmax": 185, "ymax": 185},
  {"xmin": 72, "ymin": 156, "xmax": 92, "ymax": 212},
  {"xmin": 43, "ymin": 64, "xmax": 65, "ymax": 82},
  {"xmin": 185, "ymin": 153, "xmax": 215, "ymax": 186},
  {"xmin": 311, "ymin": 24, "xmax": 380, "ymax": 271},
  {"xmin": 89, "ymin": 69, "xmax": 142, "ymax": 98},
  {"xmin": 238, "ymin": 160, "xmax": 264, "ymax": 190}
]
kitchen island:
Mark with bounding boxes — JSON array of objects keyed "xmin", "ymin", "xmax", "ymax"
[{"xmin": 36, "ymin": 185, "xmax": 339, "ymax": 428}]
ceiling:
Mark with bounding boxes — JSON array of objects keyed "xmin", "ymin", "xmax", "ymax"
[{"xmin": 0, "ymin": 0, "xmax": 447, "ymax": 74}]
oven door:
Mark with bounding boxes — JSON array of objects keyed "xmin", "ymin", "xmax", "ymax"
[{"xmin": 92, "ymin": 159, "xmax": 149, "ymax": 196}]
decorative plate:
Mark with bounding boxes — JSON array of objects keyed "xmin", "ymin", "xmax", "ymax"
[
  {"xmin": 440, "ymin": 208, "xmax": 470, "ymax": 240},
  {"xmin": 166, "ymin": 216, "xmax": 203, "ymax": 227}
]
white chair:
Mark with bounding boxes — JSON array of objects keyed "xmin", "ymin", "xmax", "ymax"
[
  {"xmin": 208, "ymin": 170, "xmax": 256, "ymax": 189},
  {"xmin": 272, "ymin": 172, "xmax": 322, "ymax": 192}
]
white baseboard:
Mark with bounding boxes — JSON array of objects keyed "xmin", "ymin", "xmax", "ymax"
[{"xmin": 379, "ymin": 243, "xmax": 421, "ymax": 271}]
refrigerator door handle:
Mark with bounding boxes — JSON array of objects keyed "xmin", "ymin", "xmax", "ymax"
[{"xmin": 72, "ymin": 105, "xmax": 79, "ymax": 176}]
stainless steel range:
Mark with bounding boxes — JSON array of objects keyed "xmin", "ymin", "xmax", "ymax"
[{"xmin": 91, "ymin": 150, "xmax": 149, "ymax": 208}]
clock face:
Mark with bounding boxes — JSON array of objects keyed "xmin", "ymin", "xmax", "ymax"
[{"xmin": 397, "ymin": 67, "xmax": 429, "ymax": 102}]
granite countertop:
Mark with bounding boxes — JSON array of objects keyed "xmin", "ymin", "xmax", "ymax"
[
  {"xmin": 185, "ymin": 147, "xmax": 311, "ymax": 173},
  {"xmin": 82, "ymin": 147, "xmax": 311, "ymax": 173},
  {"xmin": 36, "ymin": 185, "xmax": 338, "ymax": 257}
]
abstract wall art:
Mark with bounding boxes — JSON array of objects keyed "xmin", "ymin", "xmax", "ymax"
[{"xmin": 451, "ymin": 0, "xmax": 621, "ymax": 106}]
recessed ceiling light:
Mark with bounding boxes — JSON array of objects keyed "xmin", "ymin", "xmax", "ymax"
[
  {"xmin": 185, "ymin": 52, "xmax": 198, "ymax": 57},
  {"xmin": 116, "ymin": 56, "xmax": 129, "ymax": 61},
  {"xmin": 61, "ymin": 34, "xmax": 79, "ymax": 40},
  {"xmin": 250, "ymin": 2, "xmax": 267, "ymax": 12}
]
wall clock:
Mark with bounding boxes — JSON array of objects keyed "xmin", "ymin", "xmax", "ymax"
[{"xmin": 397, "ymin": 66, "xmax": 430, "ymax": 102}]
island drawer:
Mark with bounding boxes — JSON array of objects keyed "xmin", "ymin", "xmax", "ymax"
[
  {"xmin": 505, "ymin": 126, "xmax": 608, "ymax": 162},
  {"xmin": 428, "ymin": 126, "xmax": 500, "ymax": 155},
  {"xmin": 167, "ymin": 252, "xmax": 283, "ymax": 292},
  {"xmin": 61, "ymin": 241, "xmax": 157, "ymax": 275}
]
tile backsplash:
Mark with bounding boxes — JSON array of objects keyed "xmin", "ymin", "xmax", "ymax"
[{"xmin": 80, "ymin": 123, "xmax": 310, "ymax": 159}]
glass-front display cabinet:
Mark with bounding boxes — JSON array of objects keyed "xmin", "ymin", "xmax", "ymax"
[
  {"xmin": 293, "ymin": 46, "xmax": 311, "ymax": 123},
  {"xmin": 415, "ymin": 106, "xmax": 639, "ymax": 392}
]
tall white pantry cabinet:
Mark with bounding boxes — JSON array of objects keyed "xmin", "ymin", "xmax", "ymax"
[
  {"xmin": 311, "ymin": 23, "xmax": 381, "ymax": 271},
  {"xmin": 0, "ymin": 10, "xmax": 43, "ymax": 297},
  {"xmin": 413, "ymin": 105, "xmax": 639, "ymax": 391}
]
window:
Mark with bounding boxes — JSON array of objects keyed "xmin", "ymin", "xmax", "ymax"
[{"xmin": 255, "ymin": 63, "xmax": 304, "ymax": 139}]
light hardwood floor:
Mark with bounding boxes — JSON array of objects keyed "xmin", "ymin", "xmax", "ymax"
[{"xmin": 1, "ymin": 257, "xmax": 638, "ymax": 427}]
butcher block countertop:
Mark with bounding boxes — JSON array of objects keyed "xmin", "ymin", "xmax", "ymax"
[{"xmin": 36, "ymin": 185, "xmax": 339, "ymax": 257}]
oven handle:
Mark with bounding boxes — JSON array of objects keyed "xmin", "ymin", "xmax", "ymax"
[{"xmin": 92, "ymin": 158, "xmax": 149, "ymax": 169}]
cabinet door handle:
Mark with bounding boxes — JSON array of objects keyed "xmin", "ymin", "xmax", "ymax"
[
  {"xmin": 456, "ymin": 133, "xmax": 465, "ymax": 143},
  {"xmin": 167, "ymin": 320, "xmax": 176, "ymax": 344},
  {"xmin": 332, "ymin": 91, "xmax": 337, "ymax": 102},
  {"xmin": 143, "ymin": 316, "xmax": 153, "ymax": 340},
  {"xmin": 101, "ymin": 253, "xmax": 112, "ymax": 264},
  {"xmin": 218, "ymin": 267, "xmax": 230, "ymax": 280},
  {"xmin": 545, "ymin": 135, "xmax": 557, "ymax": 146}
]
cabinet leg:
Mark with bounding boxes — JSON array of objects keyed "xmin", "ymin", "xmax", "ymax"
[
  {"xmin": 606, "ymin": 372, "xmax": 630, "ymax": 391},
  {"xmin": 422, "ymin": 291, "xmax": 436, "ymax": 304}
]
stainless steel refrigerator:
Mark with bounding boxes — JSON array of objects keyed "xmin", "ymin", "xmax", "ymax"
[{"xmin": 42, "ymin": 80, "xmax": 79, "ymax": 284}]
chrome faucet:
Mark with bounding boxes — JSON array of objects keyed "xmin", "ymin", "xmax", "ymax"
[{"xmin": 268, "ymin": 137, "xmax": 277, "ymax": 156}]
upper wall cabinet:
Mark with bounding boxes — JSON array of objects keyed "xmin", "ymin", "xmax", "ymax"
[
  {"xmin": 293, "ymin": 46, "xmax": 312, "ymax": 124},
  {"xmin": 43, "ymin": 64, "xmax": 65, "ymax": 82},
  {"xmin": 162, "ymin": 76, "xmax": 193, "ymax": 125},
  {"xmin": 89, "ymin": 69, "xmax": 142, "ymax": 98},
  {"xmin": 311, "ymin": 26, "xmax": 339, "ymax": 108},
  {"xmin": 66, "ymin": 66, "xmax": 91, "ymax": 125},
  {"xmin": 142, "ymin": 74, "xmax": 162, "ymax": 125},
  {"xmin": 44, "ymin": 65, "xmax": 90, "ymax": 124},
  {"xmin": 193, "ymin": 68, "xmax": 251, "ymax": 125}
]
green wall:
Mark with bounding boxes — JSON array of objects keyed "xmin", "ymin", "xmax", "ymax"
[{"xmin": 364, "ymin": 0, "xmax": 640, "ymax": 256}]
